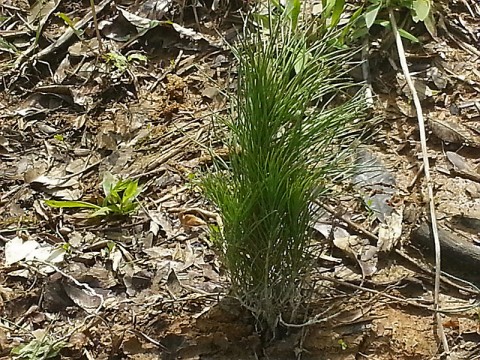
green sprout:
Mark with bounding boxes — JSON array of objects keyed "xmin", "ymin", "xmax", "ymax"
[
  {"xmin": 104, "ymin": 51, "xmax": 148, "ymax": 74},
  {"xmin": 11, "ymin": 333, "xmax": 66, "ymax": 360},
  {"xmin": 359, "ymin": 0, "xmax": 435, "ymax": 43},
  {"xmin": 56, "ymin": 12, "xmax": 84, "ymax": 39},
  {"xmin": 45, "ymin": 172, "xmax": 142, "ymax": 218}
]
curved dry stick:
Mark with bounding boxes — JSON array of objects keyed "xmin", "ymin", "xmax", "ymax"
[{"xmin": 388, "ymin": 8, "xmax": 449, "ymax": 355}]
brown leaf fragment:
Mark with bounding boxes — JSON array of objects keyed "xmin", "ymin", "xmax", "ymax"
[
  {"xmin": 62, "ymin": 283, "xmax": 103, "ymax": 312},
  {"xmin": 465, "ymin": 183, "xmax": 480, "ymax": 198},
  {"xmin": 202, "ymin": 86, "xmax": 219, "ymax": 99},
  {"xmin": 446, "ymin": 151, "xmax": 470, "ymax": 172},
  {"xmin": 430, "ymin": 67, "xmax": 448, "ymax": 89},
  {"xmin": 179, "ymin": 213, "xmax": 207, "ymax": 227},
  {"xmin": 429, "ymin": 118, "xmax": 480, "ymax": 147},
  {"xmin": 333, "ymin": 234, "xmax": 378, "ymax": 277},
  {"xmin": 377, "ymin": 209, "xmax": 403, "ymax": 252},
  {"xmin": 450, "ymin": 212, "xmax": 480, "ymax": 234},
  {"xmin": 166, "ymin": 268, "xmax": 183, "ymax": 296},
  {"xmin": 69, "ymin": 332, "xmax": 89, "ymax": 350},
  {"xmin": 42, "ymin": 274, "xmax": 74, "ymax": 312},
  {"xmin": 446, "ymin": 151, "xmax": 480, "ymax": 182},
  {"xmin": 122, "ymin": 334, "xmax": 147, "ymax": 355},
  {"xmin": 149, "ymin": 209, "xmax": 174, "ymax": 237},
  {"xmin": 0, "ymin": 328, "xmax": 10, "ymax": 351}
]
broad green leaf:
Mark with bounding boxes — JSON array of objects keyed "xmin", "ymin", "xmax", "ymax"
[
  {"xmin": 11, "ymin": 338, "xmax": 66, "ymax": 359},
  {"xmin": 330, "ymin": 0, "xmax": 345, "ymax": 27},
  {"xmin": 105, "ymin": 191, "xmax": 121, "ymax": 206},
  {"xmin": 322, "ymin": 0, "xmax": 336, "ymax": 15},
  {"xmin": 374, "ymin": 21, "xmax": 421, "ymax": 43},
  {"xmin": 56, "ymin": 12, "xmax": 82, "ymax": 38},
  {"xmin": 0, "ymin": 36, "xmax": 18, "ymax": 54},
  {"xmin": 412, "ymin": 0, "xmax": 430, "ymax": 22},
  {"xmin": 375, "ymin": 19, "xmax": 389, "ymax": 27},
  {"xmin": 350, "ymin": 26, "xmax": 369, "ymax": 40},
  {"xmin": 350, "ymin": 5, "xmax": 364, "ymax": 22},
  {"xmin": 123, "ymin": 181, "xmax": 141, "ymax": 204},
  {"xmin": 271, "ymin": 0, "xmax": 281, "ymax": 8},
  {"xmin": 398, "ymin": 28, "xmax": 420, "ymax": 43},
  {"xmin": 364, "ymin": 3, "xmax": 382, "ymax": 29},
  {"xmin": 90, "ymin": 207, "xmax": 112, "ymax": 217},
  {"xmin": 102, "ymin": 172, "xmax": 118, "ymax": 198},
  {"xmin": 105, "ymin": 52, "xmax": 128, "ymax": 72},
  {"xmin": 339, "ymin": 6, "xmax": 364, "ymax": 44},
  {"xmin": 285, "ymin": 0, "xmax": 301, "ymax": 29},
  {"xmin": 127, "ymin": 53, "xmax": 148, "ymax": 63},
  {"xmin": 423, "ymin": 11, "xmax": 437, "ymax": 37},
  {"xmin": 121, "ymin": 203, "xmax": 138, "ymax": 214},
  {"xmin": 56, "ymin": 12, "xmax": 75, "ymax": 29},
  {"xmin": 45, "ymin": 200, "xmax": 101, "ymax": 209}
]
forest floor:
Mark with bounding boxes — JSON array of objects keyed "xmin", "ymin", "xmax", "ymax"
[{"xmin": 1, "ymin": 0, "xmax": 480, "ymax": 359}]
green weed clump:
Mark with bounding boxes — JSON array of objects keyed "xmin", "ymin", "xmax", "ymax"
[{"xmin": 202, "ymin": 17, "xmax": 366, "ymax": 333}]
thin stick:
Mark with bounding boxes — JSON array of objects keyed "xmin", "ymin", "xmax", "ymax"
[
  {"xmin": 319, "ymin": 204, "xmax": 480, "ymax": 295},
  {"xmin": 388, "ymin": 9, "xmax": 449, "ymax": 355},
  {"xmin": 361, "ymin": 37, "xmax": 374, "ymax": 108},
  {"xmin": 89, "ymin": 0, "xmax": 103, "ymax": 53},
  {"xmin": 317, "ymin": 275, "xmax": 478, "ymax": 314}
]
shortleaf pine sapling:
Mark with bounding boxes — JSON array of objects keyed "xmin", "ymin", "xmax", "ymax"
[{"xmin": 202, "ymin": 16, "xmax": 366, "ymax": 334}]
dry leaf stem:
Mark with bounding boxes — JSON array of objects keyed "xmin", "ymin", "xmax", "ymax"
[{"xmin": 388, "ymin": 9, "xmax": 449, "ymax": 355}]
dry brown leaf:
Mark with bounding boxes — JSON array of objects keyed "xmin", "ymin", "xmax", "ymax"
[
  {"xmin": 179, "ymin": 213, "xmax": 207, "ymax": 227},
  {"xmin": 429, "ymin": 118, "xmax": 480, "ymax": 147}
]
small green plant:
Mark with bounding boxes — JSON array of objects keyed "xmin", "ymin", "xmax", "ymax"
[
  {"xmin": 360, "ymin": 197, "xmax": 378, "ymax": 220},
  {"xmin": 293, "ymin": 0, "xmax": 435, "ymax": 47},
  {"xmin": 104, "ymin": 51, "xmax": 148, "ymax": 74},
  {"xmin": 56, "ymin": 12, "xmax": 84, "ymax": 39},
  {"xmin": 359, "ymin": 0, "xmax": 435, "ymax": 42},
  {"xmin": 11, "ymin": 333, "xmax": 66, "ymax": 360},
  {"xmin": 202, "ymin": 13, "xmax": 366, "ymax": 334},
  {"xmin": 338, "ymin": 338, "xmax": 348, "ymax": 350},
  {"xmin": 0, "ymin": 35, "xmax": 19, "ymax": 54},
  {"xmin": 45, "ymin": 172, "xmax": 142, "ymax": 217}
]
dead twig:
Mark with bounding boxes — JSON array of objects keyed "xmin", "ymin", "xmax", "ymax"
[
  {"xmin": 395, "ymin": 249, "xmax": 480, "ymax": 296},
  {"xmin": 58, "ymin": 158, "xmax": 103, "ymax": 182},
  {"xmin": 320, "ymin": 203, "xmax": 480, "ymax": 297},
  {"xmin": 361, "ymin": 37, "xmax": 374, "ymax": 108},
  {"xmin": 319, "ymin": 202, "xmax": 378, "ymax": 242},
  {"xmin": 89, "ymin": 0, "xmax": 103, "ymax": 53},
  {"xmin": 317, "ymin": 274, "xmax": 479, "ymax": 314},
  {"xmin": 29, "ymin": 0, "xmax": 110, "ymax": 62},
  {"xmin": 278, "ymin": 303, "xmax": 343, "ymax": 328},
  {"xmin": 128, "ymin": 329, "xmax": 169, "ymax": 352},
  {"xmin": 388, "ymin": 9, "xmax": 447, "ymax": 353},
  {"xmin": 13, "ymin": 0, "xmax": 62, "ymax": 68},
  {"xmin": 31, "ymin": 259, "xmax": 104, "ymax": 313}
]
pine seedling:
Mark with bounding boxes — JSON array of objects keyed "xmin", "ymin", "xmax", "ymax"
[{"xmin": 202, "ymin": 15, "xmax": 366, "ymax": 334}]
